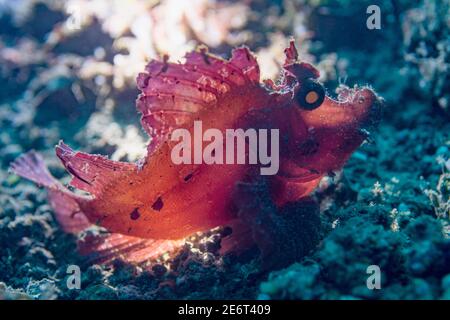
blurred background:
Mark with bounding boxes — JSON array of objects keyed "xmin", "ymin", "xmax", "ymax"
[{"xmin": 0, "ymin": 0, "xmax": 449, "ymax": 300}]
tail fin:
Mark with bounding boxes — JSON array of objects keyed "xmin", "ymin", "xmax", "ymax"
[
  {"xmin": 10, "ymin": 150, "xmax": 60, "ymax": 190},
  {"xmin": 10, "ymin": 151, "xmax": 182, "ymax": 266},
  {"xmin": 10, "ymin": 151, "xmax": 91, "ymax": 234}
]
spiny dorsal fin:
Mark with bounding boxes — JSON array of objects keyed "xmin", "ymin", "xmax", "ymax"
[{"xmin": 136, "ymin": 46, "xmax": 260, "ymax": 154}]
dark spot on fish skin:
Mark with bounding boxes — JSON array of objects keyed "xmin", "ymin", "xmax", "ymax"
[
  {"xmin": 151, "ymin": 197, "xmax": 164, "ymax": 211},
  {"xmin": 309, "ymin": 168, "xmax": 320, "ymax": 174},
  {"xmin": 130, "ymin": 208, "xmax": 140, "ymax": 220},
  {"xmin": 298, "ymin": 139, "xmax": 319, "ymax": 156},
  {"xmin": 184, "ymin": 173, "xmax": 193, "ymax": 182},
  {"xmin": 95, "ymin": 215, "xmax": 108, "ymax": 225}
]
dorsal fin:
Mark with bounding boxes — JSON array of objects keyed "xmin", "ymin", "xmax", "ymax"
[{"xmin": 136, "ymin": 46, "xmax": 260, "ymax": 154}]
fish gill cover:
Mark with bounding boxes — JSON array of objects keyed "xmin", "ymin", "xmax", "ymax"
[{"xmin": 0, "ymin": 0, "xmax": 449, "ymax": 300}]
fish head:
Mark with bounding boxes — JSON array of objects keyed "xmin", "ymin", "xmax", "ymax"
[{"xmin": 278, "ymin": 58, "xmax": 383, "ymax": 180}]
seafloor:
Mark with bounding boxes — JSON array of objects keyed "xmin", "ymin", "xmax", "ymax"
[{"xmin": 0, "ymin": 0, "xmax": 449, "ymax": 299}]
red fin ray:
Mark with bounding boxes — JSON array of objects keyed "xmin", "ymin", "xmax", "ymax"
[
  {"xmin": 78, "ymin": 233, "xmax": 184, "ymax": 266},
  {"xmin": 183, "ymin": 47, "xmax": 260, "ymax": 85},
  {"xmin": 136, "ymin": 46, "xmax": 260, "ymax": 153},
  {"xmin": 10, "ymin": 151, "xmax": 60, "ymax": 190},
  {"xmin": 10, "ymin": 151, "xmax": 91, "ymax": 233},
  {"xmin": 283, "ymin": 41, "xmax": 319, "ymax": 81},
  {"xmin": 10, "ymin": 152, "xmax": 180, "ymax": 261},
  {"xmin": 55, "ymin": 142, "xmax": 137, "ymax": 196},
  {"xmin": 47, "ymin": 190, "xmax": 91, "ymax": 233}
]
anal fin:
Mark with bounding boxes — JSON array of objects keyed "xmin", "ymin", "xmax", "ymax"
[{"xmin": 78, "ymin": 233, "xmax": 184, "ymax": 267}]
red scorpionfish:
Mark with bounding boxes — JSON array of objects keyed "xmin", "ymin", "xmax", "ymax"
[{"xmin": 10, "ymin": 41, "xmax": 382, "ymax": 267}]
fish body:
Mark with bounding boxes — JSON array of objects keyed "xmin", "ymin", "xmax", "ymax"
[{"xmin": 11, "ymin": 41, "xmax": 382, "ymax": 263}]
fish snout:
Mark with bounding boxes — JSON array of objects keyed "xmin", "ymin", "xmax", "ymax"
[{"xmin": 355, "ymin": 87, "xmax": 384, "ymax": 127}]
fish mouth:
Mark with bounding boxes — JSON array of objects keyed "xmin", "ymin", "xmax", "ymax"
[{"xmin": 335, "ymin": 84, "xmax": 384, "ymax": 127}]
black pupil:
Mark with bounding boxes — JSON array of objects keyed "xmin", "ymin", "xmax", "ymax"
[{"xmin": 296, "ymin": 79, "xmax": 324, "ymax": 110}]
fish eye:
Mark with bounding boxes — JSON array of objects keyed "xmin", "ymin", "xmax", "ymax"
[{"xmin": 295, "ymin": 78, "xmax": 325, "ymax": 110}]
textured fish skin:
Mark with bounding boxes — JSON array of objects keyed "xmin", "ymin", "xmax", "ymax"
[{"xmin": 10, "ymin": 41, "xmax": 382, "ymax": 265}]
